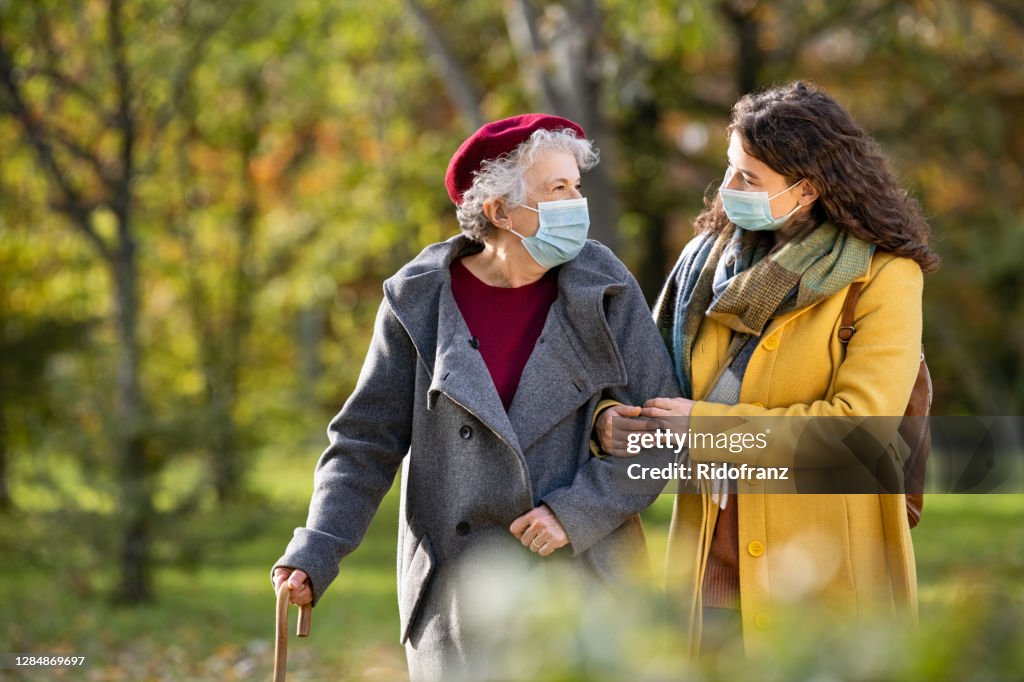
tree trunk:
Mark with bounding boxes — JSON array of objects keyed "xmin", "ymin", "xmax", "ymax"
[
  {"xmin": 0, "ymin": 403, "xmax": 9, "ymax": 512},
  {"xmin": 105, "ymin": 0, "xmax": 154, "ymax": 603},
  {"xmin": 405, "ymin": 0, "xmax": 484, "ymax": 131},
  {"xmin": 211, "ymin": 395, "xmax": 239, "ymax": 505},
  {"xmin": 297, "ymin": 304, "xmax": 325, "ymax": 405},
  {"xmin": 619, "ymin": 98, "xmax": 670, "ymax": 302},
  {"xmin": 210, "ymin": 72, "xmax": 265, "ymax": 504},
  {"xmin": 0, "ymin": 304, "xmax": 8, "ymax": 512},
  {"xmin": 502, "ymin": 0, "xmax": 620, "ymax": 248},
  {"xmin": 110, "ymin": 237, "xmax": 154, "ymax": 603},
  {"xmin": 721, "ymin": 0, "xmax": 763, "ymax": 95},
  {"xmin": 575, "ymin": 129, "xmax": 620, "ymax": 250}
]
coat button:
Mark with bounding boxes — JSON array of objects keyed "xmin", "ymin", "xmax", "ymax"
[
  {"xmin": 752, "ymin": 401, "xmax": 766, "ymax": 409},
  {"xmin": 754, "ymin": 612, "xmax": 770, "ymax": 630},
  {"xmin": 748, "ymin": 540, "xmax": 765, "ymax": 557},
  {"xmin": 459, "ymin": 425, "xmax": 473, "ymax": 439},
  {"xmin": 469, "ymin": 337, "xmax": 480, "ymax": 349},
  {"xmin": 456, "ymin": 521, "xmax": 471, "ymax": 536},
  {"xmin": 762, "ymin": 335, "xmax": 779, "ymax": 351}
]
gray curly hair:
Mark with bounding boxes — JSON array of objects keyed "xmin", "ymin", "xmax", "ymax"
[{"xmin": 456, "ymin": 128, "xmax": 599, "ymax": 242}]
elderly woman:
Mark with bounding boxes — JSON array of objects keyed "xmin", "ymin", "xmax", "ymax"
[{"xmin": 272, "ymin": 114, "xmax": 679, "ymax": 681}]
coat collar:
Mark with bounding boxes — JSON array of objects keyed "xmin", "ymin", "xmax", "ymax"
[{"xmin": 384, "ymin": 235, "xmax": 630, "ymax": 454}]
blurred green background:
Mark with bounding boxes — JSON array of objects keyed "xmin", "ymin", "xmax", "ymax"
[{"xmin": 1, "ymin": 1, "xmax": 1022, "ymax": 680}]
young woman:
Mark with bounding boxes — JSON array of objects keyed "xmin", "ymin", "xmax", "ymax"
[{"xmin": 598, "ymin": 81, "xmax": 939, "ymax": 655}]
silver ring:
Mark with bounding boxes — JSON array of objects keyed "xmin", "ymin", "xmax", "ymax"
[{"xmin": 531, "ymin": 536, "xmax": 544, "ymax": 547}]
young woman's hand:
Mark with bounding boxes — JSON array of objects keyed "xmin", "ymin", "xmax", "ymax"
[
  {"xmin": 596, "ymin": 404, "xmax": 656, "ymax": 456},
  {"xmin": 640, "ymin": 397, "xmax": 696, "ymax": 419}
]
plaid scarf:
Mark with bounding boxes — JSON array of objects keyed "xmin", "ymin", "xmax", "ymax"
[{"xmin": 653, "ymin": 223, "xmax": 874, "ymax": 505}]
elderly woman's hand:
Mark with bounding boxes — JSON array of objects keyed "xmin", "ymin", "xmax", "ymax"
[
  {"xmin": 272, "ymin": 567, "xmax": 313, "ymax": 606},
  {"xmin": 596, "ymin": 404, "xmax": 658, "ymax": 457},
  {"xmin": 510, "ymin": 504, "xmax": 569, "ymax": 557}
]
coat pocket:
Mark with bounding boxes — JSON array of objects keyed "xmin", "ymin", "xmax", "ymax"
[{"xmin": 398, "ymin": 531, "xmax": 437, "ymax": 644}]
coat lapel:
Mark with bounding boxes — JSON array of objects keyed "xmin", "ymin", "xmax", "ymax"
[
  {"xmin": 428, "ymin": 289, "xmax": 523, "ymax": 455},
  {"xmin": 386, "ymin": 236, "xmax": 523, "ymax": 455},
  {"xmin": 507, "ymin": 256, "xmax": 628, "ymax": 453},
  {"xmin": 506, "ymin": 301, "xmax": 594, "ymax": 452}
]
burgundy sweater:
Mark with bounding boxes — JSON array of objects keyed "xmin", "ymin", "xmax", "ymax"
[{"xmin": 450, "ymin": 258, "xmax": 558, "ymax": 411}]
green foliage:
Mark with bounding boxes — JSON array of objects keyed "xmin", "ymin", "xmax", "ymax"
[
  {"xmin": 1, "ymin": 477, "xmax": 1020, "ymax": 680},
  {"xmin": 4, "ymin": 1, "xmax": 1020, "ymax": 505},
  {"xmin": 0, "ymin": 0, "xmax": 1021, "ymax": 675}
]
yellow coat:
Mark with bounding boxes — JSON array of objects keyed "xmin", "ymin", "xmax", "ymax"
[{"xmin": 666, "ymin": 251, "xmax": 923, "ymax": 654}]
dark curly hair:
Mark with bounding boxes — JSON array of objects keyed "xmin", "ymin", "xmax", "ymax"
[{"xmin": 695, "ymin": 81, "xmax": 940, "ymax": 272}]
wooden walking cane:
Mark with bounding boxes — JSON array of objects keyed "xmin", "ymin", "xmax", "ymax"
[{"xmin": 274, "ymin": 582, "xmax": 312, "ymax": 682}]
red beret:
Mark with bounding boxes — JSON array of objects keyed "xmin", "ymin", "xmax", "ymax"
[{"xmin": 445, "ymin": 114, "xmax": 586, "ymax": 205}]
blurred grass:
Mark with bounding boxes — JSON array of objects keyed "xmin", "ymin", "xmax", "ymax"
[{"xmin": 0, "ymin": 446, "xmax": 1021, "ymax": 681}]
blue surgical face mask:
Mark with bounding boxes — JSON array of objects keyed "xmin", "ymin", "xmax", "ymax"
[
  {"xmin": 510, "ymin": 197, "xmax": 590, "ymax": 268},
  {"xmin": 719, "ymin": 166, "xmax": 804, "ymax": 231}
]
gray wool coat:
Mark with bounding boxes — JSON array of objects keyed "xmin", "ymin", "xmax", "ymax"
[{"xmin": 274, "ymin": 235, "xmax": 680, "ymax": 681}]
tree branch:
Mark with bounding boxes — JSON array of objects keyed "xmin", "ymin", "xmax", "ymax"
[
  {"xmin": 503, "ymin": 0, "xmax": 561, "ymax": 112},
  {"xmin": 984, "ymin": 0, "xmax": 1024, "ymax": 32},
  {"xmin": 763, "ymin": 1, "xmax": 893, "ymax": 68},
  {"xmin": 719, "ymin": 0, "xmax": 763, "ymax": 94},
  {"xmin": 23, "ymin": 66, "xmax": 109, "ymax": 114},
  {"xmin": 141, "ymin": 2, "xmax": 236, "ymax": 177},
  {"xmin": 108, "ymin": 0, "xmax": 134, "ymax": 235},
  {"xmin": 0, "ymin": 34, "xmax": 112, "ymax": 261},
  {"xmin": 47, "ymin": 123, "xmax": 120, "ymax": 190},
  {"xmin": 403, "ymin": 0, "xmax": 484, "ymax": 130}
]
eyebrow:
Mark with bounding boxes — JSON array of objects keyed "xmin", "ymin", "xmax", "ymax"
[
  {"xmin": 546, "ymin": 176, "xmax": 582, "ymax": 186},
  {"xmin": 730, "ymin": 163, "xmax": 760, "ymax": 181}
]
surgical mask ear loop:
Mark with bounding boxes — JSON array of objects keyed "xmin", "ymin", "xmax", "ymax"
[
  {"xmin": 769, "ymin": 178, "xmax": 805, "ymax": 202},
  {"xmin": 775, "ymin": 180, "xmax": 806, "ymax": 223},
  {"xmin": 507, "ymin": 202, "xmax": 538, "ymax": 240}
]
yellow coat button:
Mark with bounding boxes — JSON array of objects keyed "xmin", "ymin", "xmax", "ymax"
[
  {"xmin": 754, "ymin": 612, "xmax": 770, "ymax": 629},
  {"xmin": 752, "ymin": 401, "xmax": 765, "ymax": 408},
  {"xmin": 762, "ymin": 335, "xmax": 779, "ymax": 351},
  {"xmin": 748, "ymin": 541, "xmax": 765, "ymax": 557}
]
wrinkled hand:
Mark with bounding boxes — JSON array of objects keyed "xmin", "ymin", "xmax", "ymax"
[
  {"xmin": 272, "ymin": 567, "xmax": 312, "ymax": 606},
  {"xmin": 640, "ymin": 397, "xmax": 696, "ymax": 421},
  {"xmin": 595, "ymin": 404, "xmax": 659, "ymax": 457},
  {"xmin": 509, "ymin": 504, "xmax": 569, "ymax": 557}
]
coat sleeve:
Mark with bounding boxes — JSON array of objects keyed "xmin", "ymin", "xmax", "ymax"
[
  {"xmin": 540, "ymin": 274, "xmax": 682, "ymax": 556},
  {"xmin": 272, "ymin": 297, "xmax": 416, "ymax": 605}
]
